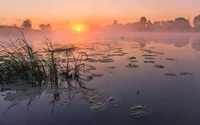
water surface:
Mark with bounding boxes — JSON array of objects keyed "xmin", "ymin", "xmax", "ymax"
[{"xmin": 0, "ymin": 34, "xmax": 200, "ymax": 125}]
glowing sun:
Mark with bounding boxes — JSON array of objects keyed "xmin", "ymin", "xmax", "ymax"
[{"xmin": 77, "ymin": 28, "xmax": 81, "ymax": 31}]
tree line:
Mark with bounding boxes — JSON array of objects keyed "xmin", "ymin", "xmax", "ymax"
[
  {"xmin": 20, "ymin": 19, "xmax": 52, "ymax": 32},
  {"xmin": 5, "ymin": 14, "xmax": 200, "ymax": 32},
  {"xmin": 91, "ymin": 14, "xmax": 200, "ymax": 32}
]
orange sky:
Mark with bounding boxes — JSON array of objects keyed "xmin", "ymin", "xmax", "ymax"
[{"xmin": 1, "ymin": 0, "xmax": 200, "ymax": 30}]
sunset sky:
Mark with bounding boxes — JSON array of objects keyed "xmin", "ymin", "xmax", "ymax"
[{"xmin": 1, "ymin": 0, "xmax": 200, "ymax": 30}]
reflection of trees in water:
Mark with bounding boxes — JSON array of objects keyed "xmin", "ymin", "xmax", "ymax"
[
  {"xmin": 132, "ymin": 36, "xmax": 200, "ymax": 52},
  {"xmin": 132, "ymin": 37, "xmax": 191, "ymax": 48},
  {"xmin": 192, "ymin": 38, "xmax": 200, "ymax": 51},
  {"xmin": 169, "ymin": 37, "xmax": 190, "ymax": 47},
  {"xmin": 134, "ymin": 38, "xmax": 147, "ymax": 48}
]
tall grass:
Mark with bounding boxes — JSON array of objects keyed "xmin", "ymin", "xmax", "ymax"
[
  {"xmin": 0, "ymin": 32, "xmax": 102, "ymax": 90},
  {"xmin": 0, "ymin": 31, "xmax": 46, "ymax": 85}
]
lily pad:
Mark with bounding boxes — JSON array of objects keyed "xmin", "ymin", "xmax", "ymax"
[
  {"xmin": 90, "ymin": 102, "xmax": 108, "ymax": 111},
  {"xmin": 180, "ymin": 72, "xmax": 193, "ymax": 76},
  {"xmin": 127, "ymin": 57, "xmax": 136, "ymax": 60},
  {"xmin": 113, "ymin": 50, "xmax": 123, "ymax": 53},
  {"xmin": 142, "ymin": 54, "xmax": 157, "ymax": 57},
  {"xmin": 81, "ymin": 90, "xmax": 102, "ymax": 103},
  {"xmin": 165, "ymin": 73, "xmax": 177, "ymax": 76},
  {"xmin": 155, "ymin": 52, "xmax": 164, "ymax": 54},
  {"xmin": 108, "ymin": 66, "xmax": 116, "ymax": 69},
  {"xmin": 130, "ymin": 60, "xmax": 138, "ymax": 63},
  {"xmin": 130, "ymin": 105, "xmax": 153, "ymax": 118},
  {"xmin": 100, "ymin": 58, "xmax": 114, "ymax": 63},
  {"xmin": 166, "ymin": 58, "xmax": 176, "ymax": 61},
  {"xmin": 154, "ymin": 65, "xmax": 165, "ymax": 68},
  {"xmin": 144, "ymin": 61, "xmax": 155, "ymax": 63},
  {"xmin": 105, "ymin": 96, "xmax": 115, "ymax": 102},
  {"xmin": 125, "ymin": 64, "xmax": 139, "ymax": 68},
  {"xmin": 144, "ymin": 57, "xmax": 156, "ymax": 60}
]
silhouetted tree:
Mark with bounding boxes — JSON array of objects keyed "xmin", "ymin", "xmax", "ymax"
[
  {"xmin": 140, "ymin": 17, "xmax": 147, "ymax": 24},
  {"xmin": 21, "ymin": 19, "xmax": 32, "ymax": 29},
  {"xmin": 193, "ymin": 14, "xmax": 200, "ymax": 31},
  {"xmin": 174, "ymin": 17, "xmax": 191, "ymax": 31},
  {"xmin": 39, "ymin": 23, "xmax": 52, "ymax": 31},
  {"xmin": 146, "ymin": 20, "xmax": 153, "ymax": 31},
  {"xmin": 13, "ymin": 24, "xmax": 17, "ymax": 27},
  {"xmin": 139, "ymin": 17, "xmax": 147, "ymax": 31},
  {"xmin": 165, "ymin": 20, "xmax": 175, "ymax": 31},
  {"xmin": 113, "ymin": 20, "xmax": 118, "ymax": 25},
  {"xmin": 153, "ymin": 21, "xmax": 162, "ymax": 31}
]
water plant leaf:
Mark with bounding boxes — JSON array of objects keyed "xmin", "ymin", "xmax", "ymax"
[
  {"xmin": 105, "ymin": 96, "xmax": 115, "ymax": 102},
  {"xmin": 154, "ymin": 64, "xmax": 165, "ymax": 68},
  {"xmin": 180, "ymin": 72, "xmax": 193, "ymax": 76},
  {"xmin": 144, "ymin": 61, "xmax": 155, "ymax": 63},
  {"xmin": 125, "ymin": 64, "xmax": 139, "ymax": 68},
  {"xmin": 166, "ymin": 58, "xmax": 176, "ymax": 61},
  {"xmin": 165, "ymin": 73, "xmax": 177, "ymax": 76},
  {"xmin": 108, "ymin": 66, "xmax": 116, "ymax": 69},
  {"xmin": 100, "ymin": 58, "xmax": 114, "ymax": 63},
  {"xmin": 130, "ymin": 105, "xmax": 153, "ymax": 118},
  {"xmin": 127, "ymin": 57, "xmax": 136, "ymax": 60},
  {"xmin": 90, "ymin": 102, "xmax": 108, "ymax": 111}
]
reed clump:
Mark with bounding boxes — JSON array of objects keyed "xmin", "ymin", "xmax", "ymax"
[
  {"xmin": 0, "ymin": 32, "xmax": 102, "ymax": 90},
  {"xmin": 0, "ymin": 32, "xmax": 46, "ymax": 86}
]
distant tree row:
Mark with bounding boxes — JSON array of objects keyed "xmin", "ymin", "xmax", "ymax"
[
  {"xmin": 21, "ymin": 19, "xmax": 52, "ymax": 32},
  {"xmin": 103, "ymin": 14, "xmax": 200, "ymax": 32},
  {"xmin": 16, "ymin": 14, "xmax": 200, "ymax": 32}
]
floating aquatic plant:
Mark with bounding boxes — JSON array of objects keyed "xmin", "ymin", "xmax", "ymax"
[
  {"xmin": 108, "ymin": 66, "xmax": 116, "ymax": 69},
  {"xmin": 127, "ymin": 57, "xmax": 136, "ymax": 60},
  {"xmin": 141, "ymin": 49, "xmax": 164, "ymax": 55},
  {"xmin": 180, "ymin": 72, "xmax": 193, "ymax": 76},
  {"xmin": 155, "ymin": 52, "xmax": 164, "ymax": 54},
  {"xmin": 130, "ymin": 60, "xmax": 138, "ymax": 62},
  {"xmin": 90, "ymin": 102, "xmax": 108, "ymax": 111},
  {"xmin": 100, "ymin": 58, "xmax": 114, "ymax": 63},
  {"xmin": 144, "ymin": 61, "xmax": 155, "ymax": 63},
  {"xmin": 142, "ymin": 54, "xmax": 157, "ymax": 57},
  {"xmin": 154, "ymin": 64, "xmax": 165, "ymax": 68},
  {"xmin": 166, "ymin": 58, "xmax": 176, "ymax": 61},
  {"xmin": 105, "ymin": 96, "xmax": 115, "ymax": 102},
  {"xmin": 125, "ymin": 64, "xmax": 139, "ymax": 68},
  {"xmin": 81, "ymin": 89, "xmax": 102, "ymax": 103},
  {"xmin": 165, "ymin": 73, "xmax": 177, "ymax": 76},
  {"xmin": 144, "ymin": 57, "xmax": 156, "ymax": 60},
  {"xmin": 130, "ymin": 105, "xmax": 153, "ymax": 118}
]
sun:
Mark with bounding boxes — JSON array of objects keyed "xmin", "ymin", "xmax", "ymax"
[{"xmin": 77, "ymin": 28, "xmax": 81, "ymax": 31}]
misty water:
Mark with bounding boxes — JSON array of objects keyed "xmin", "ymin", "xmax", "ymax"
[{"xmin": 0, "ymin": 32, "xmax": 200, "ymax": 125}]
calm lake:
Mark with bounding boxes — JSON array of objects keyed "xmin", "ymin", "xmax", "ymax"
[{"xmin": 0, "ymin": 32, "xmax": 200, "ymax": 125}]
